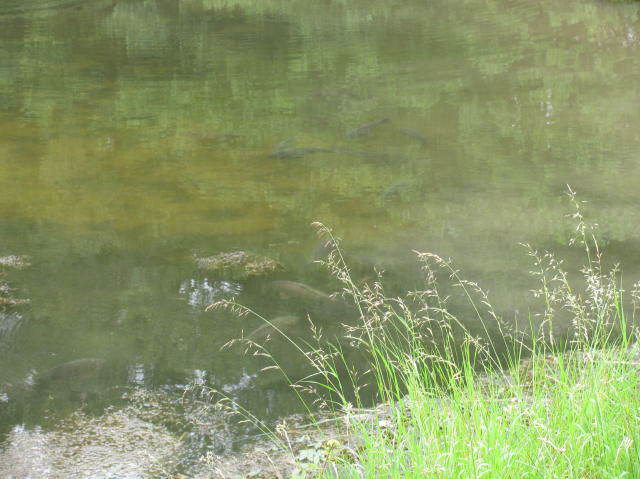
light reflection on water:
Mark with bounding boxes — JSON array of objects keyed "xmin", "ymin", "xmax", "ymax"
[
  {"xmin": 178, "ymin": 278, "xmax": 243, "ymax": 312},
  {"xmin": 1, "ymin": 0, "xmax": 640, "ymax": 473}
]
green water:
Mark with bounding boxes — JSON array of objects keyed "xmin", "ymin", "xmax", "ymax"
[{"xmin": 1, "ymin": 0, "xmax": 640, "ymax": 472}]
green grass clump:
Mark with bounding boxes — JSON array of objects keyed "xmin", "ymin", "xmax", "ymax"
[
  {"xmin": 330, "ymin": 347, "xmax": 640, "ymax": 478},
  {"xmin": 212, "ymin": 188, "xmax": 640, "ymax": 478}
]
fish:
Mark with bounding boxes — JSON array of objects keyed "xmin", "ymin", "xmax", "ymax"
[
  {"xmin": 380, "ymin": 180, "xmax": 412, "ymax": 202},
  {"xmin": 267, "ymin": 280, "xmax": 356, "ymax": 323},
  {"xmin": 246, "ymin": 315, "xmax": 301, "ymax": 343},
  {"xmin": 345, "ymin": 119, "xmax": 390, "ymax": 139},
  {"xmin": 269, "ymin": 280, "xmax": 336, "ymax": 303},
  {"xmin": 34, "ymin": 358, "xmax": 108, "ymax": 389},
  {"xmin": 334, "ymin": 147, "xmax": 411, "ymax": 163},
  {"xmin": 1, "ymin": 358, "xmax": 110, "ymax": 402},
  {"xmin": 267, "ymin": 147, "xmax": 335, "ymax": 159},
  {"xmin": 396, "ymin": 127, "xmax": 427, "ymax": 145}
]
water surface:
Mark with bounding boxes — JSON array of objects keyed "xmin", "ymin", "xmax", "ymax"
[{"xmin": 1, "ymin": 0, "xmax": 640, "ymax": 473}]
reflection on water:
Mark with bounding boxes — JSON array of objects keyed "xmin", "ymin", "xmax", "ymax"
[
  {"xmin": 179, "ymin": 279, "xmax": 243, "ymax": 312},
  {"xmin": 1, "ymin": 0, "xmax": 640, "ymax": 473}
]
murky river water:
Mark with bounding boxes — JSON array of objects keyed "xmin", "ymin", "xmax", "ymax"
[{"xmin": 1, "ymin": 0, "xmax": 639, "ymax": 475}]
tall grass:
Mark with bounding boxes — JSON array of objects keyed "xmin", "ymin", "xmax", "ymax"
[{"xmin": 211, "ymin": 188, "xmax": 640, "ymax": 478}]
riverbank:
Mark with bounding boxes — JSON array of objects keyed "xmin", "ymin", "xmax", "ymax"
[
  {"xmin": 207, "ymin": 207, "xmax": 640, "ymax": 478},
  {"xmin": 205, "ymin": 343, "xmax": 640, "ymax": 478},
  {"xmin": 2, "ymin": 342, "xmax": 636, "ymax": 478}
]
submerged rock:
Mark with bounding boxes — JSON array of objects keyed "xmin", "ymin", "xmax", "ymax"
[
  {"xmin": 0, "ymin": 410, "xmax": 179, "ymax": 479},
  {"xmin": 194, "ymin": 251, "xmax": 284, "ymax": 280},
  {"xmin": 0, "ymin": 385, "xmax": 236, "ymax": 478}
]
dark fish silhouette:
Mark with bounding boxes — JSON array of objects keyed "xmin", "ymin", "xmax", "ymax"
[
  {"xmin": 269, "ymin": 280, "xmax": 336, "ymax": 303},
  {"xmin": 1, "ymin": 358, "xmax": 109, "ymax": 402},
  {"xmin": 345, "ymin": 119, "xmax": 390, "ymax": 139},
  {"xmin": 380, "ymin": 180, "xmax": 412, "ymax": 202},
  {"xmin": 267, "ymin": 147, "xmax": 335, "ymax": 159},
  {"xmin": 33, "ymin": 358, "xmax": 108, "ymax": 389},
  {"xmin": 246, "ymin": 315, "xmax": 302, "ymax": 343},
  {"xmin": 334, "ymin": 147, "xmax": 410, "ymax": 162},
  {"xmin": 396, "ymin": 127, "xmax": 427, "ymax": 145}
]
